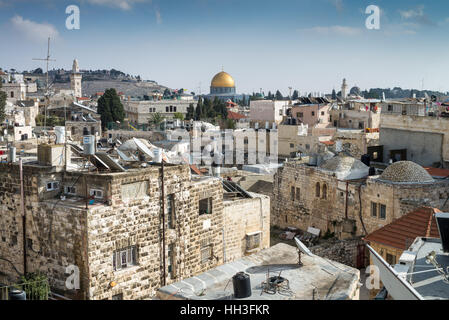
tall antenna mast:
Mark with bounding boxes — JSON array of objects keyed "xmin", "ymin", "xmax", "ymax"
[{"xmin": 33, "ymin": 37, "xmax": 56, "ymax": 134}]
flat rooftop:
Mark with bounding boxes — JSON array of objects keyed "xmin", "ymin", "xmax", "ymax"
[
  {"xmin": 408, "ymin": 238, "xmax": 449, "ymax": 299},
  {"xmin": 157, "ymin": 243, "xmax": 360, "ymax": 300}
]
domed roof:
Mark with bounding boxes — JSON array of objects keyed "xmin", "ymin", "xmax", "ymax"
[
  {"xmin": 211, "ymin": 71, "xmax": 235, "ymax": 88},
  {"xmin": 379, "ymin": 161, "xmax": 434, "ymax": 183},
  {"xmin": 319, "ymin": 153, "xmax": 369, "ymax": 180}
]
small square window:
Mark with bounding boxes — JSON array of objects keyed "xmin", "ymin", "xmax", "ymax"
[
  {"xmin": 199, "ymin": 198, "xmax": 212, "ymax": 215},
  {"xmin": 246, "ymin": 233, "xmax": 261, "ymax": 251}
]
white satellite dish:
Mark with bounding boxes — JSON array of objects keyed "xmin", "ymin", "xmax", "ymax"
[{"xmin": 295, "ymin": 237, "xmax": 315, "ymax": 257}]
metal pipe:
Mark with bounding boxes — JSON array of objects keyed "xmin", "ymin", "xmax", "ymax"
[
  {"xmin": 20, "ymin": 158, "xmax": 27, "ymax": 274},
  {"xmin": 161, "ymin": 160, "xmax": 166, "ymax": 286}
]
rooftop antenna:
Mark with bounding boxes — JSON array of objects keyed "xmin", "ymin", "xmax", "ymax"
[{"xmin": 33, "ymin": 37, "xmax": 56, "ymax": 135}]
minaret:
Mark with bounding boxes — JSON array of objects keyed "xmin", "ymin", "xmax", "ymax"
[
  {"xmin": 341, "ymin": 78, "xmax": 348, "ymax": 100},
  {"xmin": 70, "ymin": 59, "xmax": 82, "ymax": 98}
]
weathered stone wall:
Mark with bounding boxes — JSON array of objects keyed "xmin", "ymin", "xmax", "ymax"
[
  {"xmin": 310, "ymin": 238, "xmax": 364, "ymax": 268},
  {"xmin": 223, "ymin": 194, "xmax": 270, "ymax": 263},
  {"xmin": 272, "ymin": 160, "xmax": 449, "ymax": 240},
  {"xmin": 0, "ymin": 162, "xmax": 228, "ymax": 300}
]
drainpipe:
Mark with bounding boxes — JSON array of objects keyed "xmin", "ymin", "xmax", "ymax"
[
  {"xmin": 20, "ymin": 158, "xmax": 27, "ymax": 275},
  {"xmin": 161, "ymin": 160, "xmax": 166, "ymax": 286},
  {"xmin": 345, "ymin": 181, "xmax": 349, "ymax": 219}
]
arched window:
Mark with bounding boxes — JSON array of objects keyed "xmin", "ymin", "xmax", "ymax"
[
  {"xmin": 315, "ymin": 182, "xmax": 320, "ymax": 198},
  {"xmin": 91, "ymin": 126, "xmax": 95, "ymax": 135},
  {"xmin": 83, "ymin": 127, "xmax": 89, "ymax": 136},
  {"xmin": 322, "ymin": 184, "xmax": 327, "ymax": 199},
  {"xmin": 71, "ymin": 127, "xmax": 76, "ymax": 135}
]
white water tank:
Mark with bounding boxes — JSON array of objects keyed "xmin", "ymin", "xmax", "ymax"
[
  {"xmin": 55, "ymin": 126, "xmax": 65, "ymax": 144},
  {"xmin": 8, "ymin": 147, "xmax": 16, "ymax": 163},
  {"xmin": 83, "ymin": 135, "xmax": 95, "ymax": 155},
  {"xmin": 255, "ymin": 122, "xmax": 259, "ymax": 129},
  {"xmin": 153, "ymin": 148, "xmax": 162, "ymax": 163}
]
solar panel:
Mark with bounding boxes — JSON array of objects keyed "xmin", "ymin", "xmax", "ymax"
[{"xmin": 95, "ymin": 152, "xmax": 126, "ymax": 172}]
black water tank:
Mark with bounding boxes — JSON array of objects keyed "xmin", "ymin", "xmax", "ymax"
[
  {"xmin": 361, "ymin": 154, "xmax": 370, "ymax": 167},
  {"xmin": 232, "ymin": 272, "xmax": 251, "ymax": 299},
  {"xmin": 369, "ymin": 167, "xmax": 376, "ymax": 176},
  {"xmin": 8, "ymin": 289, "xmax": 26, "ymax": 300}
]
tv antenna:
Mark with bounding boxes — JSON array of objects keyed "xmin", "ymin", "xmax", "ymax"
[{"xmin": 33, "ymin": 37, "xmax": 56, "ymax": 133}]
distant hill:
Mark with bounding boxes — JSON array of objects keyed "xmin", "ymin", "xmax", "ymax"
[{"xmin": 23, "ymin": 68, "xmax": 171, "ymax": 98}]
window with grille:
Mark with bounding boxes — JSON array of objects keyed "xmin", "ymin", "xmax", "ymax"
[
  {"xmin": 199, "ymin": 198, "xmax": 212, "ymax": 215},
  {"xmin": 90, "ymin": 189, "xmax": 104, "ymax": 199},
  {"xmin": 113, "ymin": 246, "xmax": 137, "ymax": 271},
  {"xmin": 200, "ymin": 244, "xmax": 213, "ymax": 263},
  {"xmin": 386, "ymin": 253, "xmax": 396, "ymax": 265},
  {"xmin": 380, "ymin": 204, "xmax": 386, "ymax": 220},
  {"xmin": 290, "ymin": 186, "xmax": 295, "ymax": 201},
  {"xmin": 246, "ymin": 233, "xmax": 261, "ymax": 251},
  {"xmin": 167, "ymin": 244, "xmax": 175, "ymax": 278},
  {"xmin": 167, "ymin": 194, "xmax": 175, "ymax": 229},
  {"xmin": 46, "ymin": 181, "xmax": 60, "ymax": 191},
  {"xmin": 371, "ymin": 202, "xmax": 377, "ymax": 217},
  {"xmin": 64, "ymin": 186, "xmax": 76, "ymax": 195}
]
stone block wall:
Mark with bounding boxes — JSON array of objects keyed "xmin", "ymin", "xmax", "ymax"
[{"xmin": 223, "ymin": 194, "xmax": 270, "ymax": 263}]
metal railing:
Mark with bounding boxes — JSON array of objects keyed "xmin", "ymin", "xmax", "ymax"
[{"xmin": 0, "ymin": 279, "xmax": 50, "ymax": 300}]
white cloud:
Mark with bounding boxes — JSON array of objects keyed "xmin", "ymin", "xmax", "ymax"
[
  {"xmin": 301, "ymin": 25, "xmax": 362, "ymax": 36},
  {"xmin": 10, "ymin": 15, "xmax": 59, "ymax": 43},
  {"xmin": 85, "ymin": 0, "xmax": 150, "ymax": 10},
  {"xmin": 399, "ymin": 6, "xmax": 424, "ymax": 19},
  {"xmin": 399, "ymin": 5, "xmax": 435, "ymax": 26},
  {"xmin": 155, "ymin": 7, "xmax": 162, "ymax": 24}
]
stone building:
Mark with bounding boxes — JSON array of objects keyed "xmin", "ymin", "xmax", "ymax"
[
  {"xmin": 272, "ymin": 154, "xmax": 449, "ymax": 240},
  {"xmin": 379, "ymin": 101, "xmax": 449, "ymax": 167},
  {"xmin": 0, "ymin": 147, "xmax": 269, "ymax": 299}
]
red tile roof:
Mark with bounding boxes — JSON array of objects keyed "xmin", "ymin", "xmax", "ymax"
[
  {"xmin": 77, "ymin": 97, "xmax": 90, "ymax": 101},
  {"xmin": 189, "ymin": 164, "xmax": 203, "ymax": 176},
  {"xmin": 364, "ymin": 207, "xmax": 441, "ymax": 250},
  {"xmin": 320, "ymin": 140, "xmax": 335, "ymax": 146},
  {"xmin": 424, "ymin": 167, "xmax": 449, "ymax": 178},
  {"xmin": 227, "ymin": 110, "xmax": 246, "ymax": 120}
]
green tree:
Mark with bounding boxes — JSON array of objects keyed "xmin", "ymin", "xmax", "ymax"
[
  {"xmin": 186, "ymin": 103, "xmax": 195, "ymax": 120},
  {"xmin": 174, "ymin": 112, "xmax": 185, "ymax": 121},
  {"xmin": 149, "ymin": 112, "xmax": 165, "ymax": 129},
  {"xmin": 275, "ymin": 90, "xmax": 283, "ymax": 100},
  {"xmin": 195, "ymin": 97, "xmax": 203, "ymax": 120},
  {"xmin": 97, "ymin": 88, "xmax": 125, "ymax": 129},
  {"xmin": 292, "ymin": 90, "xmax": 299, "ymax": 100},
  {"xmin": 332, "ymin": 89, "xmax": 337, "ymax": 100},
  {"xmin": 0, "ymin": 81, "xmax": 6, "ymax": 123}
]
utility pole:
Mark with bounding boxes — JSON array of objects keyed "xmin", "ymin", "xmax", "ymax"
[{"xmin": 33, "ymin": 37, "xmax": 56, "ymax": 134}]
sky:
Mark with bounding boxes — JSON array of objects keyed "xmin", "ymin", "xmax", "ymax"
[{"xmin": 1, "ymin": 0, "xmax": 449, "ymax": 95}]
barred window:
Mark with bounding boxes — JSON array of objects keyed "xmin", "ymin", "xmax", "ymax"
[
  {"xmin": 380, "ymin": 204, "xmax": 386, "ymax": 220},
  {"xmin": 168, "ymin": 244, "xmax": 175, "ymax": 278},
  {"xmin": 113, "ymin": 246, "xmax": 137, "ymax": 271},
  {"xmin": 371, "ymin": 202, "xmax": 377, "ymax": 217},
  {"xmin": 199, "ymin": 198, "xmax": 212, "ymax": 215},
  {"xmin": 200, "ymin": 244, "xmax": 213, "ymax": 263},
  {"xmin": 167, "ymin": 194, "xmax": 175, "ymax": 229},
  {"xmin": 290, "ymin": 186, "xmax": 295, "ymax": 201}
]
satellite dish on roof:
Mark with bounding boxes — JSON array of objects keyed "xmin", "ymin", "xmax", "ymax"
[{"xmin": 295, "ymin": 237, "xmax": 315, "ymax": 257}]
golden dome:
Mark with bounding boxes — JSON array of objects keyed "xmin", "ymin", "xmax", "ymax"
[{"xmin": 211, "ymin": 71, "xmax": 235, "ymax": 88}]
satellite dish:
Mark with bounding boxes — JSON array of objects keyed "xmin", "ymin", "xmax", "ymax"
[{"xmin": 295, "ymin": 237, "xmax": 315, "ymax": 257}]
